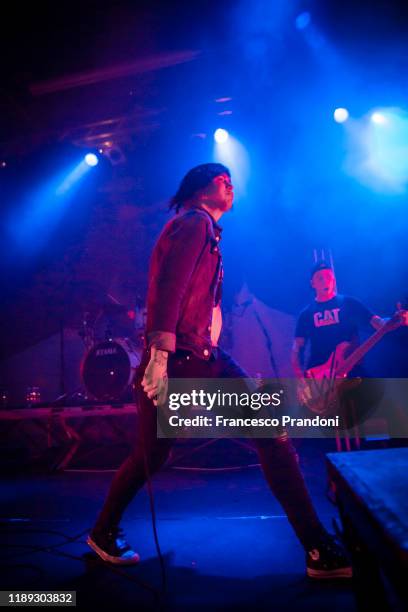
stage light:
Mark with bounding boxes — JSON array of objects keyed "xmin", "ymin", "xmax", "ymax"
[
  {"xmin": 334, "ymin": 108, "xmax": 349, "ymax": 123},
  {"xmin": 214, "ymin": 129, "xmax": 229, "ymax": 144},
  {"xmin": 295, "ymin": 12, "xmax": 311, "ymax": 30},
  {"xmin": 213, "ymin": 133, "xmax": 250, "ymax": 199},
  {"xmin": 84, "ymin": 153, "xmax": 99, "ymax": 167},
  {"xmin": 345, "ymin": 107, "xmax": 408, "ymax": 193},
  {"xmin": 371, "ymin": 112, "xmax": 387, "ymax": 125}
]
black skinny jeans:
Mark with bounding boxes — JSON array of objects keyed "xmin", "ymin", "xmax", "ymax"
[{"xmin": 93, "ymin": 348, "xmax": 326, "ymax": 550}]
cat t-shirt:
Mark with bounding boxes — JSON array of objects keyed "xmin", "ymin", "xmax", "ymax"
[{"xmin": 295, "ymin": 294, "xmax": 374, "ymax": 369}]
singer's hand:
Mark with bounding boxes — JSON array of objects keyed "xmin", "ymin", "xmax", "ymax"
[{"xmin": 141, "ymin": 348, "xmax": 168, "ymax": 406}]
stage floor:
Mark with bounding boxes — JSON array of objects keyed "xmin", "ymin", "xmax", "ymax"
[{"xmin": 1, "ymin": 440, "xmax": 356, "ymax": 611}]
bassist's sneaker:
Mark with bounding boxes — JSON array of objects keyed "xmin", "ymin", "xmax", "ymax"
[
  {"xmin": 87, "ymin": 527, "xmax": 140, "ymax": 565},
  {"xmin": 306, "ymin": 534, "xmax": 352, "ymax": 579}
]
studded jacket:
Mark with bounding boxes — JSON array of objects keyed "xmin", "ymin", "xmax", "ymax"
[{"xmin": 146, "ymin": 207, "xmax": 223, "ymax": 360}]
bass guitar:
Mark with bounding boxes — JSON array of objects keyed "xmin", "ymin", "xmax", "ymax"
[{"xmin": 298, "ymin": 308, "xmax": 408, "ymax": 416}]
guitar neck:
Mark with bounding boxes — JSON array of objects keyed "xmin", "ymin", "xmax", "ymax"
[{"xmin": 337, "ymin": 323, "xmax": 390, "ymax": 376}]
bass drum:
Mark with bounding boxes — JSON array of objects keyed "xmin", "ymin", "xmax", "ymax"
[{"xmin": 81, "ymin": 338, "xmax": 141, "ymax": 401}]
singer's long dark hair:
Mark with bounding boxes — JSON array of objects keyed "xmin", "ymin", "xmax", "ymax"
[{"xmin": 169, "ymin": 163, "xmax": 230, "ymax": 213}]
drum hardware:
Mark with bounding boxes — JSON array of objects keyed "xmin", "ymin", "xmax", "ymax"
[
  {"xmin": 81, "ymin": 337, "xmax": 141, "ymax": 401},
  {"xmin": 78, "ymin": 311, "xmax": 96, "ymax": 351},
  {"xmin": 75, "ymin": 292, "xmax": 145, "ymax": 401}
]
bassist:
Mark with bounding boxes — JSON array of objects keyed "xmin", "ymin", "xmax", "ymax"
[
  {"xmin": 292, "ymin": 261, "xmax": 385, "ymax": 379},
  {"xmin": 291, "ymin": 261, "xmax": 386, "ymax": 421}
]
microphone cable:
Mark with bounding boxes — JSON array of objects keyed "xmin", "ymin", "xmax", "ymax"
[{"xmin": 136, "ymin": 382, "xmax": 167, "ymax": 603}]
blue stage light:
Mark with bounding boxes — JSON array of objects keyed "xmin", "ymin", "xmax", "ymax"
[
  {"xmin": 295, "ymin": 12, "xmax": 311, "ymax": 30},
  {"xmin": 214, "ymin": 129, "xmax": 229, "ymax": 144},
  {"xmin": 334, "ymin": 108, "xmax": 349, "ymax": 123},
  {"xmin": 371, "ymin": 112, "xmax": 387, "ymax": 125},
  {"xmin": 84, "ymin": 153, "xmax": 99, "ymax": 167},
  {"xmin": 345, "ymin": 107, "xmax": 408, "ymax": 193}
]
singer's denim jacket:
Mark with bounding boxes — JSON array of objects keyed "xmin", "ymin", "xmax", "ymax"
[{"xmin": 146, "ymin": 207, "xmax": 222, "ymax": 360}]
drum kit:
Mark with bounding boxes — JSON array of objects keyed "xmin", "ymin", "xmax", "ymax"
[{"xmin": 79, "ymin": 295, "xmax": 146, "ymax": 402}]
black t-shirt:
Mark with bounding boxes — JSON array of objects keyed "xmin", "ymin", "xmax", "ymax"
[{"xmin": 295, "ymin": 294, "xmax": 374, "ymax": 369}]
